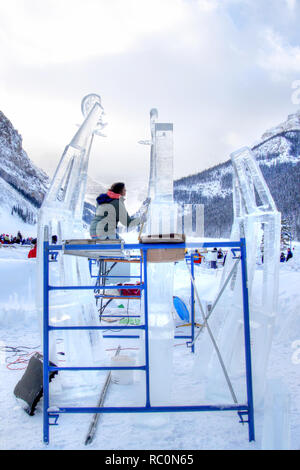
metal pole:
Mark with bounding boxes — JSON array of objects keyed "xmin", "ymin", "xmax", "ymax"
[
  {"xmin": 240, "ymin": 238, "xmax": 255, "ymax": 442},
  {"xmin": 143, "ymin": 249, "xmax": 151, "ymax": 407},
  {"xmin": 85, "ymin": 345, "xmax": 121, "ymax": 445},
  {"xmin": 43, "ymin": 236, "xmax": 50, "ymax": 444},
  {"xmin": 189, "ymin": 258, "xmax": 240, "ymax": 347},
  {"xmin": 190, "ymin": 255, "xmax": 195, "ymax": 353},
  {"xmin": 187, "ymin": 264, "xmax": 239, "ymax": 405}
]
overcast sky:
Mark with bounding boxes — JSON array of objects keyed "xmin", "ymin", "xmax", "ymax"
[{"xmin": 1, "ymin": 0, "xmax": 300, "ymax": 191}]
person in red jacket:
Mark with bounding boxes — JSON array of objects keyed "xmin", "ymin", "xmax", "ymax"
[
  {"xmin": 193, "ymin": 249, "xmax": 202, "ymax": 264},
  {"xmin": 28, "ymin": 239, "xmax": 37, "ymax": 259}
]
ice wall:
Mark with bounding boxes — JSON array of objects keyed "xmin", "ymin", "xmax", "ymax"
[
  {"xmin": 0, "ymin": 255, "xmax": 36, "ymax": 328},
  {"xmin": 37, "ymin": 95, "xmax": 106, "ymax": 371}
]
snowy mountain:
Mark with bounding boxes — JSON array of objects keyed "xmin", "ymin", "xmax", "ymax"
[
  {"xmin": 0, "ymin": 177, "xmax": 38, "ymax": 236},
  {"xmin": 0, "ymin": 111, "xmax": 49, "ymax": 207},
  {"xmin": 175, "ymin": 110, "xmax": 300, "ymax": 240},
  {"xmin": 0, "ymin": 111, "xmax": 50, "ymax": 233}
]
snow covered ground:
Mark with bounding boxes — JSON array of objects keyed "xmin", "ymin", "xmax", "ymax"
[{"xmin": 0, "ymin": 241, "xmax": 299, "ymax": 450}]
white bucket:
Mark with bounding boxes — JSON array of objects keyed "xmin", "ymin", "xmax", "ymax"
[{"xmin": 111, "ymin": 355, "xmax": 136, "ymax": 385}]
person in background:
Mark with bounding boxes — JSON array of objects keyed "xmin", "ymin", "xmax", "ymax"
[
  {"xmin": 50, "ymin": 235, "xmax": 58, "ymax": 260},
  {"xmin": 286, "ymin": 248, "xmax": 293, "ymax": 262},
  {"xmin": 280, "ymin": 252, "xmax": 286, "ymax": 263},
  {"xmin": 194, "ymin": 249, "xmax": 202, "ymax": 265},
  {"xmin": 211, "ymin": 248, "xmax": 218, "ymax": 269},
  {"xmin": 28, "ymin": 239, "xmax": 37, "ymax": 259}
]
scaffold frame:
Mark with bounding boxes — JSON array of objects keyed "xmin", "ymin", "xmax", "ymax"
[{"xmin": 42, "ymin": 238, "xmax": 255, "ymax": 444}]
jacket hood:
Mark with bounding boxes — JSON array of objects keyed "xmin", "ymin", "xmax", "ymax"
[{"xmin": 96, "ymin": 193, "xmax": 114, "ymax": 205}]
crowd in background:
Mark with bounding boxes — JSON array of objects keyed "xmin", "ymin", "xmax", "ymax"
[
  {"xmin": 0, "ymin": 231, "xmax": 35, "ymax": 245},
  {"xmin": 188, "ymin": 245, "xmax": 295, "ymax": 268},
  {"xmin": 280, "ymin": 247, "xmax": 294, "ymax": 262},
  {"xmin": 0, "ymin": 231, "xmax": 296, "ymax": 265},
  {"xmin": 184, "ymin": 247, "xmax": 227, "ymax": 269}
]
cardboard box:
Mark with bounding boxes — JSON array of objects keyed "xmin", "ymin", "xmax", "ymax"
[{"xmin": 139, "ymin": 234, "xmax": 185, "ymax": 263}]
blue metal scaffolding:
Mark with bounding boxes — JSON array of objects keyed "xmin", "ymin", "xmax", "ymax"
[
  {"xmin": 89, "ymin": 255, "xmax": 196, "ymax": 344},
  {"xmin": 43, "ymin": 239, "xmax": 255, "ymax": 444}
]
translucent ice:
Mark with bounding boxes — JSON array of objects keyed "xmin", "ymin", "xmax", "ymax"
[
  {"xmin": 147, "ymin": 262, "xmax": 174, "ymax": 405},
  {"xmin": 146, "ymin": 109, "xmax": 174, "ymax": 203},
  {"xmin": 261, "ymin": 379, "xmax": 291, "ymax": 450},
  {"xmin": 205, "ymin": 147, "xmax": 281, "ymax": 405},
  {"xmin": 37, "ymin": 95, "xmax": 106, "ymax": 372},
  {"xmin": 141, "ymin": 110, "xmax": 175, "ymax": 412}
]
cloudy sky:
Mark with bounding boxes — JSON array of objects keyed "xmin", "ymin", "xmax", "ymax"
[{"xmin": 1, "ymin": 0, "xmax": 300, "ymax": 192}]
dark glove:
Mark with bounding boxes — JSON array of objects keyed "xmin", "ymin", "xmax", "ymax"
[{"xmin": 142, "ymin": 197, "xmax": 151, "ymax": 206}]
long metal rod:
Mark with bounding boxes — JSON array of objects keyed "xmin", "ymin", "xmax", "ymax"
[
  {"xmin": 48, "ymin": 325, "xmax": 145, "ymax": 331},
  {"xmin": 49, "ymin": 365, "xmax": 146, "ymax": 372},
  {"xmin": 96, "ymin": 275, "xmax": 141, "ymax": 279},
  {"xmin": 53, "ymin": 241, "xmax": 242, "ymax": 252},
  {"xmin": 186, "ymin": 264, "xmax": 239, "ymax": 404},
  {"xmin": 49, "ymin": 284, "xmax": 145, "ymax": 291},
  {"xmin": 190, "ymin": 254, "xmax": 195, "ymax": 353},
  {"xmin": 190, "ymin": 257, "xmax": 241, "ymax": 346},
  {"xmin": 103, "ymin": 335, "xmax": 140, "ymax": 339},
  {"xmin": 143, "ymin": 249, "xmax": 151, "ymax": 407},
  {"xmin": 175, "ymin": 336, "xmax": 193, "ymax": 339},
  {"xmin": 240, "ymin": 238, "xmax": 255, "ymax": 441},
  {"xmin": 51, "ymin": 404, "xmax": 249, "ymax": 414},
  {"xmin": 100, "ymin": 315, "xmax": 141, "ymax": 318},
  {"xmin": 85, "ymin": 345, "xmax": 121, "ymax": 445},
  {"xmin": 210, "ymin": 258, "xmax": 240, "ymax": 314},
  {"xmin": 43, "ymin": 238, "xmax": 50, "ymax": 445}
]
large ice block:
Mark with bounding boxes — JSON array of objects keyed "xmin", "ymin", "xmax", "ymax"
[
  {"xmin": 141, "ymin": 110, "xmax": 175, "ymax": 414},
  {"xmin": 147, "ymin": 261, "xmax": 174, "ymax": 405},
  {"xmin": 153, "ymin": 123, "xmax": 174, "ymax": 202}
]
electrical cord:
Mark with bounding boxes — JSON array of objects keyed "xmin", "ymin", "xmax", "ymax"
[{"xmin": 0, "ymin": 345, "xmax": 41, "ymax": 370}]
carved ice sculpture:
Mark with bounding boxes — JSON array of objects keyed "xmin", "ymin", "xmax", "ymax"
[
  {"xmin": 140, "ymin": 110, "xmax": 175, "ymax": 411},
  {"xmin": 204, "ymin": 147, "xmax": 280, "ymax": 405},
  {"xmin": 37, "ymin": 94, "xmax": 106, "ymax": 370}
]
